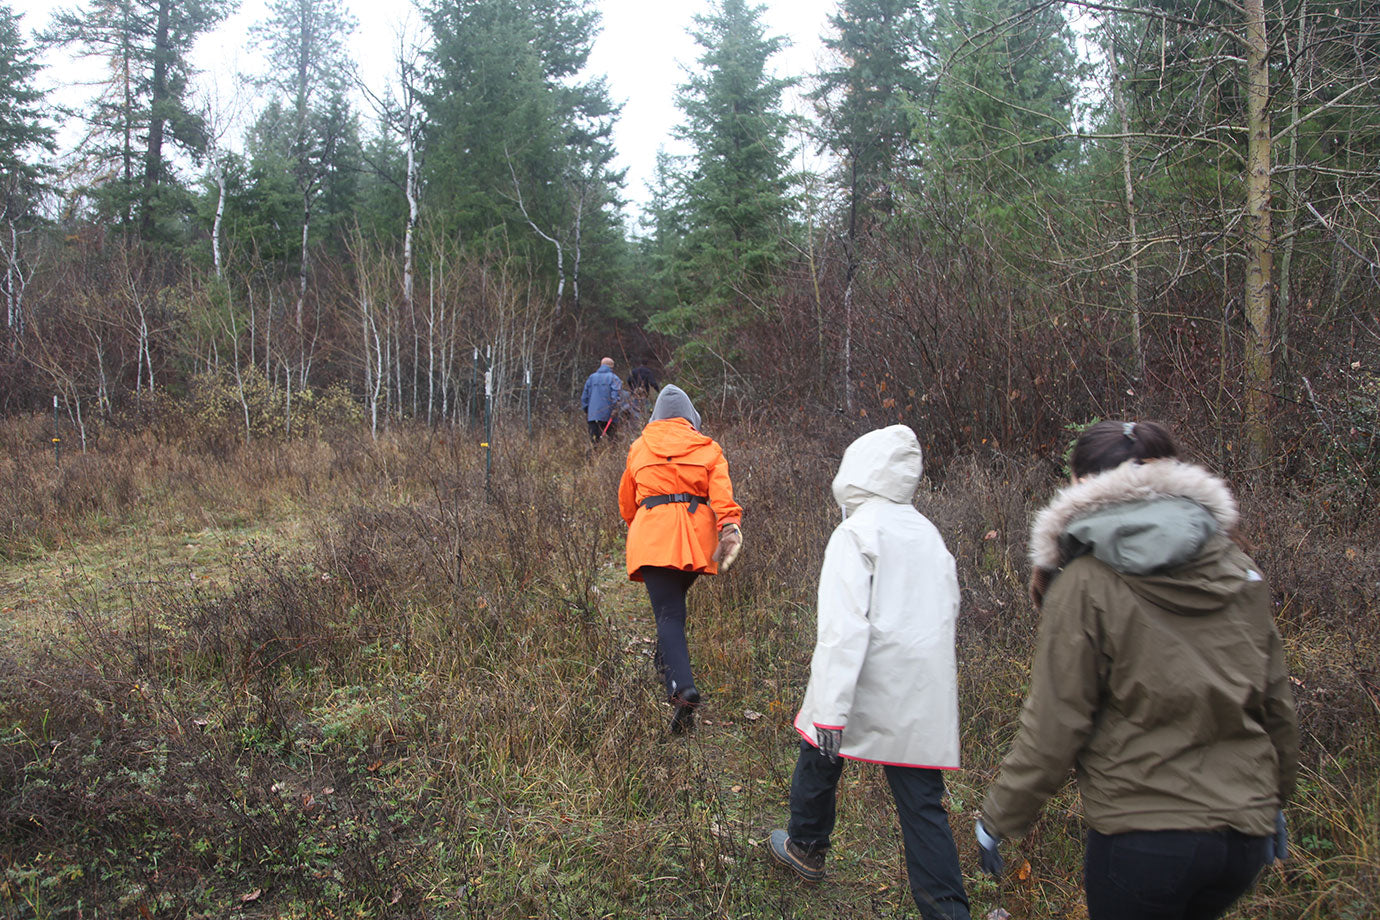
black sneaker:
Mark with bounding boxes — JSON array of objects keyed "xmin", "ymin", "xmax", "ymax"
[
  {"xmin": 767, "ymin": 829, "xmax": 826, "ymax": 882},
  {"xmin": 669, "ymin": 687, "xmax": 700, "ymax": 735}
]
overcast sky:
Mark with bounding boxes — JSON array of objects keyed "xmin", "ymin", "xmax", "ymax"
[{"xmin": 10, "ymin": 0, "xmax": 838, "ymax": 217}]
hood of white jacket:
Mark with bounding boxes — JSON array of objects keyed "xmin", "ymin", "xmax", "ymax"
[{"xmin": 832, "ymin": 425, "xmax": 923, "ymax": 514}]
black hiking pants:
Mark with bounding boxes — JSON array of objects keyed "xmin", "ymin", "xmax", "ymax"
[
  {"xmin": 641, "ymin": 566, "xmax": 699, "ymax": 699},
  {"xmin": 787, "ymin": 741, "xmax": 971, "ymax": 920},
  {"xmin": 1084, "ymin": 827, "xmax": 1269, "ymax": 920}
]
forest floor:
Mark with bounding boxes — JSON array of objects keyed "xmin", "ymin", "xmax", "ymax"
[{"xmin": 0, "ymin": 418, "xmax": 1375, "ymax": 919}]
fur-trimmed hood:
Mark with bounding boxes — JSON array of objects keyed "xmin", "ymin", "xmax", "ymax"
[{"xmin": 1030, "ymin": 459, "xmax": 1238, "ymax": 573}]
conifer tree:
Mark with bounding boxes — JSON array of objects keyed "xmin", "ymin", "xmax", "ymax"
[
  {"xmin": 422, "ymin": 0, "xmax": 623, "ymax": 316},
  {"xmin": 46, "ymin": 0, "xmax": 230, "ymax": 238},
  {"xmin": 655, "ymin": 0, "xmax": 794, "ymax": 346},
  {"xmin": 1, "ymin": 2, "xmax": 53, "ymax": 346},
  {"xmin": 251, "ymin": 0, "xmax": 358, "ymax": 345},
  {"xmin": 923, "ymin": 0, "xmax": 1078, "ymax": 202},
  {"xmin": 0, "ymin": 3, "xmax": 52, "ymax": 210},
  {"xmin": 812, "ymin": 0, "xmax": 927, "ymax": 408},
  {"xmin": 814, "ymin": 0, "xmax": 924, "ymax": 221}
]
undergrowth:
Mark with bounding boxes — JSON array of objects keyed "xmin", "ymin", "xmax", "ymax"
[{"xmin": 0, "ymin": 415, "xmax": 1375, "ymax": 918}]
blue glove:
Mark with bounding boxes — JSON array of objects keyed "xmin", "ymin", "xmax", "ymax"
[
  {"xmin": 976, "ymin": 819, "xmax": 1004, "ymax": 877},
  {"xmin": 1264, "ymin": 810, "xmax": 1288, "ymax": 863},
  {"xmin": 815, "ymin": 725, "xmax": 843, "ymax": 763}
]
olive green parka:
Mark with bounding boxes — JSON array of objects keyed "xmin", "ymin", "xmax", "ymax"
[{"xmin": 981, "ymin": 459, "xmax": 1299, "ymax": 839}]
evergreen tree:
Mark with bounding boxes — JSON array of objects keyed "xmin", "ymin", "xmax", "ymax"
[
  {"xmin": 813, "ymin": 0, "xmax": 925, "ymax": 220},
  {"xmin": 422, "ymin": 0, "xmax": 624, "ymax": 315},
  {"xmin": 45, "ymin": 0, "xmax": 231, "ymax": 239},
  {"xmin": 251, "ymin": 0, "xmax": 358, "ymax": 337},
  {"xmin": 0, "ymin": 3, "xmax": 53, "ymax": 216},
  {"xmin": 811, "ymin": 0, "xmax": 928, "ymax": 408},
  {"xmin": 922, "ymin": 0, "xmax": 1078, "ymax": 201},
  {"xmin": 355, "ymin": 122, "xmax": 408, "ymax": 242},
  {"xmin": 1, "ymin": 2, "xmax": 54, "ymax": 346},
  {"xmin": 232, "ymin": 99, "xmax": 303, "ymax": 265},
  {"xmin": 656, "ymin": 0, "xmax": 794, "ymax": 343}
]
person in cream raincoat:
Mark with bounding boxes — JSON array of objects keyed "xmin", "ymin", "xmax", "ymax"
[{"xmin": 768, "ymin": 425, "xmax": 970, "ymax": 920}]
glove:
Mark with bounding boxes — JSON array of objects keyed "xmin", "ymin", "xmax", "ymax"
[
  {"xmin": 975, "ymin": 819, "xmax": 1004, "ymax": 877},
  {"xmin": 712, "ymin": 523, "xmax": 742, "ymax": 572},
  {"xmin": 815, "ymin": 725, "xmax": 843, "ymax": 763},
  {"xmin": 1264, "ymin": 810, "xmax": 1288, "ymax": 863}
]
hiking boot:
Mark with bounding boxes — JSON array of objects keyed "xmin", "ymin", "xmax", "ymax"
[
  {"xmin": 669, "ymin": 687, "xmax": 700, "ymax": 735},
  {"xmin": 767, "ymin": 829, "xmax": 826, "ymax": 882}
]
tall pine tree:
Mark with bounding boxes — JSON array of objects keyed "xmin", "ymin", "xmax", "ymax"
[
  {"xmin": 922, "ymin": 0, "xmax": 1078, "ymax": 204},
  {"xmin": 654, "ymin": 0, "xmax": 794, "ymax": 351},
  {"xmin": 46, "ymin": 0, "xmax": 230, "ymax": 239},
  {"xmin": 1, "ymin": 2, "xmax": 54, "ymax": 346},
  {"xmin": 811, "ymin": 0, "xmax": 927, "ymax": 409},
  {"xmin": 0, "ymin": 3, "xmax": 52, "ymax": 215},
  {"xmin": 251, "ymin": 0, "xmax": 358, "ymax": 343},
  {"xmin": 813, "ymin": 0, "xmax": 925, "ymax": 223},
  {"xmin": 422, "ymin": 0, "xmax": 623, "ymax": 316}
]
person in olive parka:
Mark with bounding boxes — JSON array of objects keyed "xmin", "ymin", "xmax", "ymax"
[{"xmin": 975, "ymin": 420, "xmax": 1299, "ymax": 920}]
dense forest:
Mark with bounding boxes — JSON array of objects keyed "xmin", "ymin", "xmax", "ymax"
[{"xmin": 0, "ymin": 0, "xmax": 1373, "ymax": 484}]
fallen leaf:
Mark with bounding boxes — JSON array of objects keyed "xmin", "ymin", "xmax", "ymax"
[
  {"xmin": 367, "ymin": 760, "xmax": 383, "ymax": 772},
  {"xmin": 1018, "ymin": 859, "xmax": 1032, "ymax": 881},
  {"xmin": 730, "ymin": 784, "xmax": 742, "ymax": 793},
  {"xmin": 241, "ymin": 889, "xmax": 262, "ymax": 902},
  {"xmin": 985, "ymin": 910, "xmax": 1011, "ymax": 920},
  {"xmin": 984, "ymin": 530, "xmax": 998, "ymax": 541},
  {"xmin": 744, "ymin": 709, "xmax": 763, "ymax": 721}
]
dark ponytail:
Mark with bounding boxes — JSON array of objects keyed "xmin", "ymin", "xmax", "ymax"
[{"xmin": 1070, "ymin": 420, "xmax": 1179, "ymax": 479}]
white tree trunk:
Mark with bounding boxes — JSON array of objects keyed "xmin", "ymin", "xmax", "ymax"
[{"xmin": 212, "ymin": 164, "xmax": 226, "ymax": 278}]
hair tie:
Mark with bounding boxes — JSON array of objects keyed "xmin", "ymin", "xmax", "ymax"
[{"xmin": 1122, "ymin": 421, "xmax": 1136, "ymax": 440}]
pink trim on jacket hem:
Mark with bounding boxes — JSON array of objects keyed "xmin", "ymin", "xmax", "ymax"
[
  {"xmin": 793, "ymin": 724, "xmax": 958, "ymax": 771},
  {"xmin": 812, "ymin": 722, "xmax": 845, "ymax": 731}
]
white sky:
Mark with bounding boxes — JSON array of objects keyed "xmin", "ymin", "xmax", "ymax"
[{"xmin": 10, "ymin": 0, "xmax": 838, "ymax": 216}]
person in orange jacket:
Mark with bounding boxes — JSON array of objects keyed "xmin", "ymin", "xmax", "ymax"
[{"xmin": 618, "ymin": 385, "xmax": 743, "ymax": 734}]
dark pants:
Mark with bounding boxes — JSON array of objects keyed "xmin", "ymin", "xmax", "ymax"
[
  {"xmin": 1084, "ymin": 828, "xmax": 1269, "ymax": 920},
  {"xmin": 588, "ymin": 418, "xmax": 616, "ymax": 441},
  {"xmin": 641, "ymin": 566, "xmax": 699, "ymax": 698},
  {"xmin": 787, "ymin": 741, "xmax": 970, "ymax": 920}
]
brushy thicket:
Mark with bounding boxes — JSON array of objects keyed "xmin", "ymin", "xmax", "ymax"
[{"xmin": 0, "ymin": 414, "xmax": 1376, "ymax": 919}]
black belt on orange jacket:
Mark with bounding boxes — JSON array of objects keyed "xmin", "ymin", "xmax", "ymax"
[{"xmin": 640, "ymin": 493, "xmax": 710, "ymax": 514}]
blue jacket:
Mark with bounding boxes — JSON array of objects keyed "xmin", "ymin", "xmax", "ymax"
[{"xmin": 581, "ymin": 366, "xmax": 622, "ymax": 421}]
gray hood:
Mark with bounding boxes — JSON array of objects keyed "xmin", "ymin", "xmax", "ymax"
[
  {"xmin": 1029, "ymin": 459, "xmax": 1239, "ymax": 578},
  {"xmin": 831, "ymin": 425, "xmax": 923, "ymax": 514},
  {"xmin": 1063, "ymin": 497, "xmax": 1219, "ymax": 575},
  {"xmin": 649, "ymin": 385, "xmax": 701, "ymax": 430}
]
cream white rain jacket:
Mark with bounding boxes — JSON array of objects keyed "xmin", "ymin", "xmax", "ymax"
[{"xmin": 792, "ymin": 425, "xmax": 961, "ymax": 769}]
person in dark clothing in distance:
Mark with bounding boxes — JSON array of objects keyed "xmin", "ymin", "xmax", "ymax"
[
  {"xmin": 627, "ymin": 357, "xmax": 659, "ymax": 425},
  {"xmin": 628, "ymin": 356, "xmax": 659, "ymax": 395}
]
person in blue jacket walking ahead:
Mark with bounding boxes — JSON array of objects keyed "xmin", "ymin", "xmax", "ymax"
[{"xmin": 581, "ymin": 356, "xmax": 623, "ymax": 442}]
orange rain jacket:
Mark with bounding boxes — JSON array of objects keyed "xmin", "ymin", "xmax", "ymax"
[{"xmin": 618, "ymin": 418, "xmax": 742, "ymax": 581}]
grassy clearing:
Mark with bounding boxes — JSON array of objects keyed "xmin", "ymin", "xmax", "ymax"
[{"xmin": 0, "ymin": 417, "xmax": 1376, "ymax": 918}]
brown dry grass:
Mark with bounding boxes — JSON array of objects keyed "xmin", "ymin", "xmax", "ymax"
[{"xmin": 0, "ymin": 414, "xmax": 1375, "ymax": 918}]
